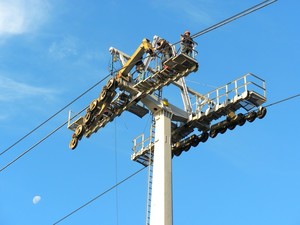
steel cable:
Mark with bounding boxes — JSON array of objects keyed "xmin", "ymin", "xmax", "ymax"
[
  {"xmin": 191, "ymin": 0, "xmax": 277, "ymax": 40},
  {"xmin": 0, "ymin": 75, "xmax": 109, "ymax": 157},
  {"xmin": 0, "ymin": 106, "xmax": 88, "ymax": 172},
  {"xmin": 51, "ymin": 92, "xmax": 300, "ymax": 224},
  {"xmin": 0, "ymin": 0, "xmax": 279, "ymax": 172},
  {"xmin": 0, "ymin": 0, "xmax": 277, "ymax": 159},
  {"xmin": 52, "ymin": 166, "xmax": 146, "ymax": 225}
]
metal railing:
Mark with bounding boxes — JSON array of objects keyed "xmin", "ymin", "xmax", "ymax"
[
  {"xmin": 193, "ymin": 73, "xmax": 266, "ymax": 113},
  {"xmin": 132, "ymin": 133, "xmax": 153, "ymax": 155}
]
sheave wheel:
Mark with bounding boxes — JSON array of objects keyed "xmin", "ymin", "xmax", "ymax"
[
  {"xmin": 89, "ymin": 99, "xmax": 98, "ymax": 112},
  {"xmin": 200, "ymin": 132, "xmax": 209, "ymax": 143},
  {"xmin": 99, "ymin": 89, "xmax": 107, "ymax": 101},
  {"xmin": 210, "ymin": 130, "xmax": 218, "ymax": 138},
  {"xmin": 106, "ymin": 78, "xmax": 115, "ymax": 90},
  {"xmin": 228, "ymin": 123, "xmax": 237, "ymax": 130},
  {"xmin": 69, "ymin": 137, "xmax": 78, "ymax": 150},
  {"xmin": 238, "ymin": 115, "xmax": 246, "ymax": 126},
  {"xmin": 246, "ymin": 111, "xmax": 257, "ymax": 122},
  {"xmin": 75, "ymin": 125, "xmax": 84, "ymax": 138},
  {"xmin": 173, "ymin": 149, "xmax": 182, "ymax": 157},
  {"xmin": 84, "ymin": 111, "xmax": 92, "ymax": 124},
  {"xmin": 238, "ymin": 118, "xmax": 246, "ymax": 126},
  {"xmin": 219, "ymin": 127, "xmax": 227, "ymax": 134},
  {"xmin": 183, "ymin": 145, "xmax": 191, "ymax": 152},
  {"xmin": 191, "ymin": 138, "xmax": 200, "ymax": 147},
  {"xmin": 257, "ymin": 107, "xmax": 267, "ymax": 119}
]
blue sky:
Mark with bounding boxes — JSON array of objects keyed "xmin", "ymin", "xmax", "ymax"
[{"xmin": 0, "ymin": 0, "xmax": 300, "ymax": 224}]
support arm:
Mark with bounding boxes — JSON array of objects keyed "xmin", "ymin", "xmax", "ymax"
[{"xmin": 117, "ymin": 38, "xmax": 154, "ymax": 78}]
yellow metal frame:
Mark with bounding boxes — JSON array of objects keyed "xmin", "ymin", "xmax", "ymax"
[{"xmin": 117, "ymin": 38, "xmax": 154, "ymax": 78}]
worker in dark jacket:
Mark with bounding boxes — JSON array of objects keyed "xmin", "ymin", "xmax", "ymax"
[
  {"xmin": 180, "ymin": 30, "xmax": 194, "ymax": 56},
  {"xmin": 156, "ymin": 39, "xmax": 174, "ymax": 69}
]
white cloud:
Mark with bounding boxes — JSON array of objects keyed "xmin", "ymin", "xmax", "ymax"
[
  {"xmin": 48, "ymin": 36, "xmax": 79, "ymax": 59},
  {"xmin": 0, "ymin": 0, "xmax": 50, "ymax": 37},
  {"xmin": 0, "ymin": 75, "xmax": 57, "ymax": 102},
  {"xmin": 48, "ymin": 35, "xmax": 107, "ymax": 65},
  {"xmin": 150, "ymin": 0, "xmax": 215, "ymax": 25},
  {"xmin": 182, "ymin": 2, "xmax": 214, "ymax": 25}
]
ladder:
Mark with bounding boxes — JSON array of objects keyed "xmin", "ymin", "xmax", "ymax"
[
  {"xmin": 145, "ymin": 88, "xmax": 162, "ymax": 225},
  {"xmin": 145, "ymin": 151, "xmax": 153, "ymax": 225}
]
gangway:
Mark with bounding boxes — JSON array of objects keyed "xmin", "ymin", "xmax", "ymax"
[
  {"xmin": 66, "ymin": 34, "xmax": 267, "ymax": 225},
  {"xmin": 131, "ymin": 73, "xmax": 267, "ymax": 165},
  {"xmin": 67, "ymin": 37, "xmax": 198, "ymax": 149},
  {"xmin": 62, "ymin": 0, "xmax": 282, "ymax": 224}
]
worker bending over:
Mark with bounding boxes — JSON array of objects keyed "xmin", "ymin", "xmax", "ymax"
[{"xmin": 155, "ymin": 39, "xmax": 174, "ymax": 69}]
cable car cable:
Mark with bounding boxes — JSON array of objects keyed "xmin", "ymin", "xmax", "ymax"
[
  {"xmin": 191, "ymin": 0, "xmax": 277, "ymax": 40},
  {"xmin": 0, "ymin": 107, "xmax": 88, "ymax": 173},
  {"xmin": 0, "ymin": 0, "xmax": 277, "ymax": 158},
  {"xmin": 0, "ymin": 0, "xmax": 279, "ymax": 170},
  {"xmin": 1, "ymin": 92, "xmax": 299, "ymax": 173},
  {"xmin": 52, "ymin": 92, "xmax": 300, "ymax": 224},
  {"xmin": 265, "ymin": 93, "xmax": 300, "ymax": 108},
  {"xmin": 52, "ymin": 166, "xmax": 146, "ymax": 225},
  {"xmin": 0, "ymin": 75, "xmax": 109, "ymax": 157}
]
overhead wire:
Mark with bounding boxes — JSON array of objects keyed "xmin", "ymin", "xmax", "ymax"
[
  {"xmin": 265, "ymin": 93, "xmax": 300, "ymax": 108},
  {"xmin": 168, "ymin": 0, "xmax": 278, "ymax": 47},
  {"xmin": 0, "ymin": 0, "xmax": 279, "ymax": 172},
  {"xmin": 0, "ymin": 0, "xmax": 287, "ymax": 222},
  {"xmin": 0, "ymin": 75, "xmax": 109, "ymax": 157},
  {"xmin": 0, "ymin": 49, "xmax": 145, "ymax": 159},
  {"xmin": 111, "ymin": 54, "xmax": 120, "ymax": 225},
  {"xmin": 51, "ymin": 92, "xmax": 300, "ymax": 224},
  {"xmin": 0, "ymin": 106, "xmax": 88, "ymax": 172},
  {"xmin": 114, "ymin": 119, "xmax": 119, "ymax": 225},
  {"xmin": 0, "ymin": 0, "xmax": 279, "ymax": 171},
  {"xmin": 51, "ymin": 0, "xmax": 288, "ymax": 223},
  {"xmin": 0, "ymin": 0, "xmax": 277, "ymax": 160},
  {"xmin": 0, "ymin": 53, "xmax": 156, "ymax": 171},
  {"xmin": 190, "ymin": 0, "xmax": 278, "ymax": 40},
  {"xmin": 52, "ymin": 166, "xmax": 146, "ymax": 225},
  {"xmin": 0, "ymin": 52, "xmax": 142, "ymax": 168},
  {"xmin": 0, "ymin": 63, "xmax": 139, "ymax": 172},
  {"xmin": 2, "ymin": 89, "xmax": 298, "ymax": 173},
  {"xmin": 185, "ymin": 79, "xmax": 217, "ymax": 89}
]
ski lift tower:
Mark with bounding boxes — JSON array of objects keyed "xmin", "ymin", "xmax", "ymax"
[
  {"xmin": 67, "ymin": 35, "xmax": 267, "ymax": 225},
  {"xmin": 147, "ymin": 105, "xmax": 173, "ymax": 225}
]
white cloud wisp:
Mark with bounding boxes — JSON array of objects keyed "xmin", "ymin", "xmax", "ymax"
[
  {"xmin": 0, "ymin": 0, "xmax": 50, "ymax": 37},
  {"xmin": 0, "ymin": 75, "xmax": 57, "ymax": 102}
]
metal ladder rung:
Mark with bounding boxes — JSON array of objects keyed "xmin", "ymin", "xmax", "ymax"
[
  {"xmin": 134, "ymin": 83, "xmax": 150, "ymax": 91},
  {"xmin": 151, "ymin": 71, "xmax": 167, "ymax": 81},
  {"xmin": 147, "ymin": 77, "xmax": 159, "ymax": 83}
]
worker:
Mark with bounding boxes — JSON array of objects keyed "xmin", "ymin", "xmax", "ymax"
[
  {"xmin": 180, "ymin": 30, "xmax": 194, "ymax": 57},
  {"xmin": 155, "ymin": 39, "xmax": 174, "ymax": 69},
  {"xmin": 135, "ymin": 58, "xmax": 145, "ymax": 81}
]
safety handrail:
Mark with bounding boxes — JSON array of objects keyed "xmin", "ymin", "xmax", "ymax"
[{"xmin": 194, "ymin": 73, "xmax": 266, "ymax": 112}]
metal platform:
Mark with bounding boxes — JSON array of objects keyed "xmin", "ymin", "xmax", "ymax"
[
  {"xmin": 67, "ymin": 53, "xmax": 199, "ymax": 149},
  {"xmin": 131, "ymin": 73, "xmax": 267, "ymax": 165}
]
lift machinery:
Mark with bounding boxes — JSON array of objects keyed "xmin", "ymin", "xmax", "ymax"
[{"xmin": 67, "ymin": 35, "xmax": 267, "ymax": 225}]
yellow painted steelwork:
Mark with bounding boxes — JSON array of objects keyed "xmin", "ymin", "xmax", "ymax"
[{"xmin": 117, "ymin": 38, "xmax": 154, "ymax": 78}]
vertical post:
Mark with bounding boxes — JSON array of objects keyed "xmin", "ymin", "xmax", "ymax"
[{"xmin": 150, "ymin": 109, "xmax": 173, "ymax": 225}]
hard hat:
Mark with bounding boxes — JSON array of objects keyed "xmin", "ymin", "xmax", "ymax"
[{"xmin": 184, "ymin": 30, "xmax": 190, "ymax": 35}]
